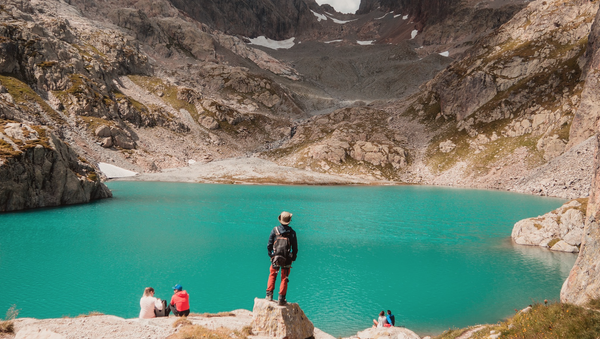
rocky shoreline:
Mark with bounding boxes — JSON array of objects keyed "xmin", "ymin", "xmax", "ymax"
[{"xmin": 5, "ymin": 300, "xmax": 422, "ymax": 339}]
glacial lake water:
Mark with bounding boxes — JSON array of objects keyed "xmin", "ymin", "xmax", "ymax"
[{"xmin": 0, "ymin": 182, "xmax": 576, "ymax": 336}]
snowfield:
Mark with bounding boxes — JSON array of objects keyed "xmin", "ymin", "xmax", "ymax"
[
  {"xmin": 248, "ymin": 36, "xmax": 295, "ymax": 50},
  {"xmin": 98, "ymin": 163, "xmax": 137, "ymax": 178},
  {"xmin": 311, "ymin": 10, "xmax": 327, "ymax": 21},
  {"xmin": 357, "ymin": 40, "xmax": 374, "ymax": 45}
]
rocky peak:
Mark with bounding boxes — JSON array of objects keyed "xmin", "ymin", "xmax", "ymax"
[{"xmin": 167, "ymin": 0, "xmax": 322, "ymax": 40}]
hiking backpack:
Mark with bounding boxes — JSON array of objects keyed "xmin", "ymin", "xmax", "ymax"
[{"xmin": 272, "ymin": 227, "xmax": 292, "ymax": 267}]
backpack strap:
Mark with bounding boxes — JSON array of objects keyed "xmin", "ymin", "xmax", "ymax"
[{"xmin": 274, "ymin": 226, "xmax": 280, "ymax": 236}]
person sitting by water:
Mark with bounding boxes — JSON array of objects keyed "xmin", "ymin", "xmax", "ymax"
[
  {"xmin": 372, "ymin": 310, "xmax": 388, "ymax": 327},
  {"xmin": 139, "ymin": 287, "xmax": 163, "ymax": 319},
  {"xmin": 386, "ymin": 310, "xmax": 395, "ymax": 327},
  {"xmin": 170, "ymin": 284, "xmax": 190, "ymax": 317}
]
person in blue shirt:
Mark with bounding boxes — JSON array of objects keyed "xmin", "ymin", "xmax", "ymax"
[{"xmin": 386, "ymin": 310, "xmax": 395, "ymax": 327}]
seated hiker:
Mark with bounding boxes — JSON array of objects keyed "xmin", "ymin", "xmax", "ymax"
[
  {"xmin": 139, "ymin": 287, "xmax": 163, "ymax": 319},
  {"xmin": 372, "ymin": 310, "xmax": 388, "ymax": 328},
  {"xmin": 169, "ymin": 284, "xmax": 190, "ymax": 317},
  {"xmin": 386, "ymin": 310, "xmax": 395, "ymax": 327}
]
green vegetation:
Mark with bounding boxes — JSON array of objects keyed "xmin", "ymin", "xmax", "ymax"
[
  {"xmin": 128, "ymin": 75, "xmax": 199, "ymax": 121},
  {"xmin": 87, "ymin": 171, "xmax": 98, "ymax": 182},
  {"xmin": 79, "ymin": 116, "xmax": 112, "ymax": 133},
  {"xmin": 571, "ymin": 198, "xmax": 589, "ymax": 215},
  {"xmin": 0, "ymin": 74, "xmax": 65, "ymax": 124},
  {"xmin": 167, "ymin": 324, "xmax": 248, "ymax": 339},
  {"xmin": 435, "ymin": 300, "xmax": 600, "ymax": 339},
  {"xmin": 0, "ymin": 305, "xmax": 19, "ymax": 334},
  {"xmin": 547, "ymin": 238, "xmax": 561, "ymax": 248},
  {"xmin": 36, "ymin": 61, "xmax": 57, "ymax": 68}
]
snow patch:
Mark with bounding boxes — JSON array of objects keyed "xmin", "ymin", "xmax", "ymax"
[
  {"xmin": 375, "ymin": 12, "xmax": 391, "ymax": 20},
  {"xmin": 328, "ymin": 16, "xmax": 357, "ymax": 24},
  {"xmin": 247, "ymin": 36, "xmax": 295, "ymax": 50},
  {"xmin": 394, "ymin": 14, "xmax": 402, "ymax": 18},
  {"xmin": 311, "ymin": 10, "xmax": 327, "ymax": 22},
  {"xmin": 325, "ymin": 39, "xmax": 343, "ymax": 44},
  {"xmin": 411, "ymin": 30, "xmax": 418, "ymax": 39},
  {"xmin": 357, "ymin": 40, "xmax": 374, "ymax": 45},
  {"xmin": 439, "ymin": 51, "xmax": 450, "ymax": 57},
  {"xmin": 98, "ymin": 162, "xmax": 137, "ymax": 178},
  {"xmin": 402, "ymin": 15, "xmax": 408, "ymax": 20}
]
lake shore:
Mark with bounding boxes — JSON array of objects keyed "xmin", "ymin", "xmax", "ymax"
[
  {"xmin": 113, "ymin": 157, "xmax": 395, "ymax": 186},
  {"xmin": 5, "ymin": 309, "xmax": 404, "ymax": 339}
]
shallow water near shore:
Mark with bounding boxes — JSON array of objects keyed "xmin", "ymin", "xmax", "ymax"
[{"xmin": 0, "ymin": 182, "xmax": 576, "ymax": 336}]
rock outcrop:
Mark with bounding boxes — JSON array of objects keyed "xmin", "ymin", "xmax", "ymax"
[
  {"xmin": 0, "ymin": 122, "xmax": 111, "ymax": 212},
  {"xmin": 512, "ymin": 199, "xmax": 587, "ymax": 253},
  {"xmin": 351, "ymin": 327, "xmax": 420, "ymax": 339},
  {"xmin": 561, "ymin": 134, "xmax": 600, "ymax": 304},
  {"xmin": 251, "ymin": 298, "xmax": 314, "ymax": 339},
  {"xmin": 561, "ymin": 2, "xmax": 600, "ymax": 305}
]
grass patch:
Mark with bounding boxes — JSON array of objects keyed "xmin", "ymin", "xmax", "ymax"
[
  {"xmin": 547, "ymin": 238, "xmax": 561, "ymax": 248},
  {"xmin": 172, "ymin": 317, "xmax": 193, "ymax": 328},
  {"xmin": 167, "ymin": 325, "xmax": 248, "ymax": 339},
  {"xmin": 435, "ymin": 301, "xmax": 600, "ymax": 339},
  {"xmin": 79, "ymin": 116, "xmax": 112, "ymax": 133},
  {"xmin": 571, "ymin": 198, "xmax": 589, "ymax": 215},
  {"xmin": 0, "ymin": 74, "xmax": 65, "ymax": 124},
  {"xmin": 128, "ymin": 75, "xmax": 198, "ymax": 121}
]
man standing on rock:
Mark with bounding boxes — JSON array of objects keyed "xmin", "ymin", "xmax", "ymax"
[{"xmin": 266, "ymin": 211, "xmax": 298, "ymax": 306}]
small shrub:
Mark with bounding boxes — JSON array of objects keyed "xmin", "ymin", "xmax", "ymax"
[
  {"xmin": 172, "ymin": 317, "xmax": 193, "ymax": 328},
  {"xmin": 0, "ymin": 305, "xmax": 19, "ymax": 333},
  {"xmin": 240, "ymin": 325, "xmax": 253, "ymax": 336},
  {"xmin": 587, "ymin": 297, "xmax": 600, "ymax": 311},
  {"xmin": 167, "ymin": 325, "xmax": 247, "ymax": 339}
]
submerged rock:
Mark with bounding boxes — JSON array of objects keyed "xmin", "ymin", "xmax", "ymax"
[{"xmin": 251, "ymin": 298, "xmax": 314, "ymax": 339}]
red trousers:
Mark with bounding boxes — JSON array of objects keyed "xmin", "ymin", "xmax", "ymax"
[{"xmin": 267, "ymin": 265, "xmax": 290, "ymax": 295}]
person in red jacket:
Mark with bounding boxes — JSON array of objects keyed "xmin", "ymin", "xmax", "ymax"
[{"xmin": 169, "ymin": 284, "xmax": 190, "ymax": 317}]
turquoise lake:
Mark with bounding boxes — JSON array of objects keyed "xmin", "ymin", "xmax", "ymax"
[{"xmin": 0, "ymin": 182, "xmax": 576, "ymax": 336}]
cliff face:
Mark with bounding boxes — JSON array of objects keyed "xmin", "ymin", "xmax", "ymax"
[
  {"xmin": 0, "ymin": 122, "xmax": 111, "ymax": 212},
  {"xmin": 561, "ymin": 7, "xmax": 600, "ymax": 304},
  {"xmin": 396, "ymin": 0, "xmax": 598, "ymax": 198},
  {"xmin": 561, "ymin": 134, "xmax": 600, "ymax": 304}
]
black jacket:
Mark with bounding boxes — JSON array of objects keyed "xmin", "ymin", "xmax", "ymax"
[{"xmin": 267, "ymin": 224, "xmax": 298, "ymax": 262}]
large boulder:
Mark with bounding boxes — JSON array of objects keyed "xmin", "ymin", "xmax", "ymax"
[
  {"xmin": 512, "ymin": 199, "xmax": 586, "ymax": 252},
  {"xmin": 251, "ymin": 298, "xmax": 314, "ymax": 339},
  {"xmin": 353, "ymin": 327, "xmax": 420, "ymax": 339}
]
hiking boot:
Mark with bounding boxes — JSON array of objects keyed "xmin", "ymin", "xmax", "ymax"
[
  {"xmin": 278, "ymin": 294, "xmax": 287, "ymax": 306},
  {"xmin": 266, "ymin": 291, "xmax": 273, "ymax": 301}
]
